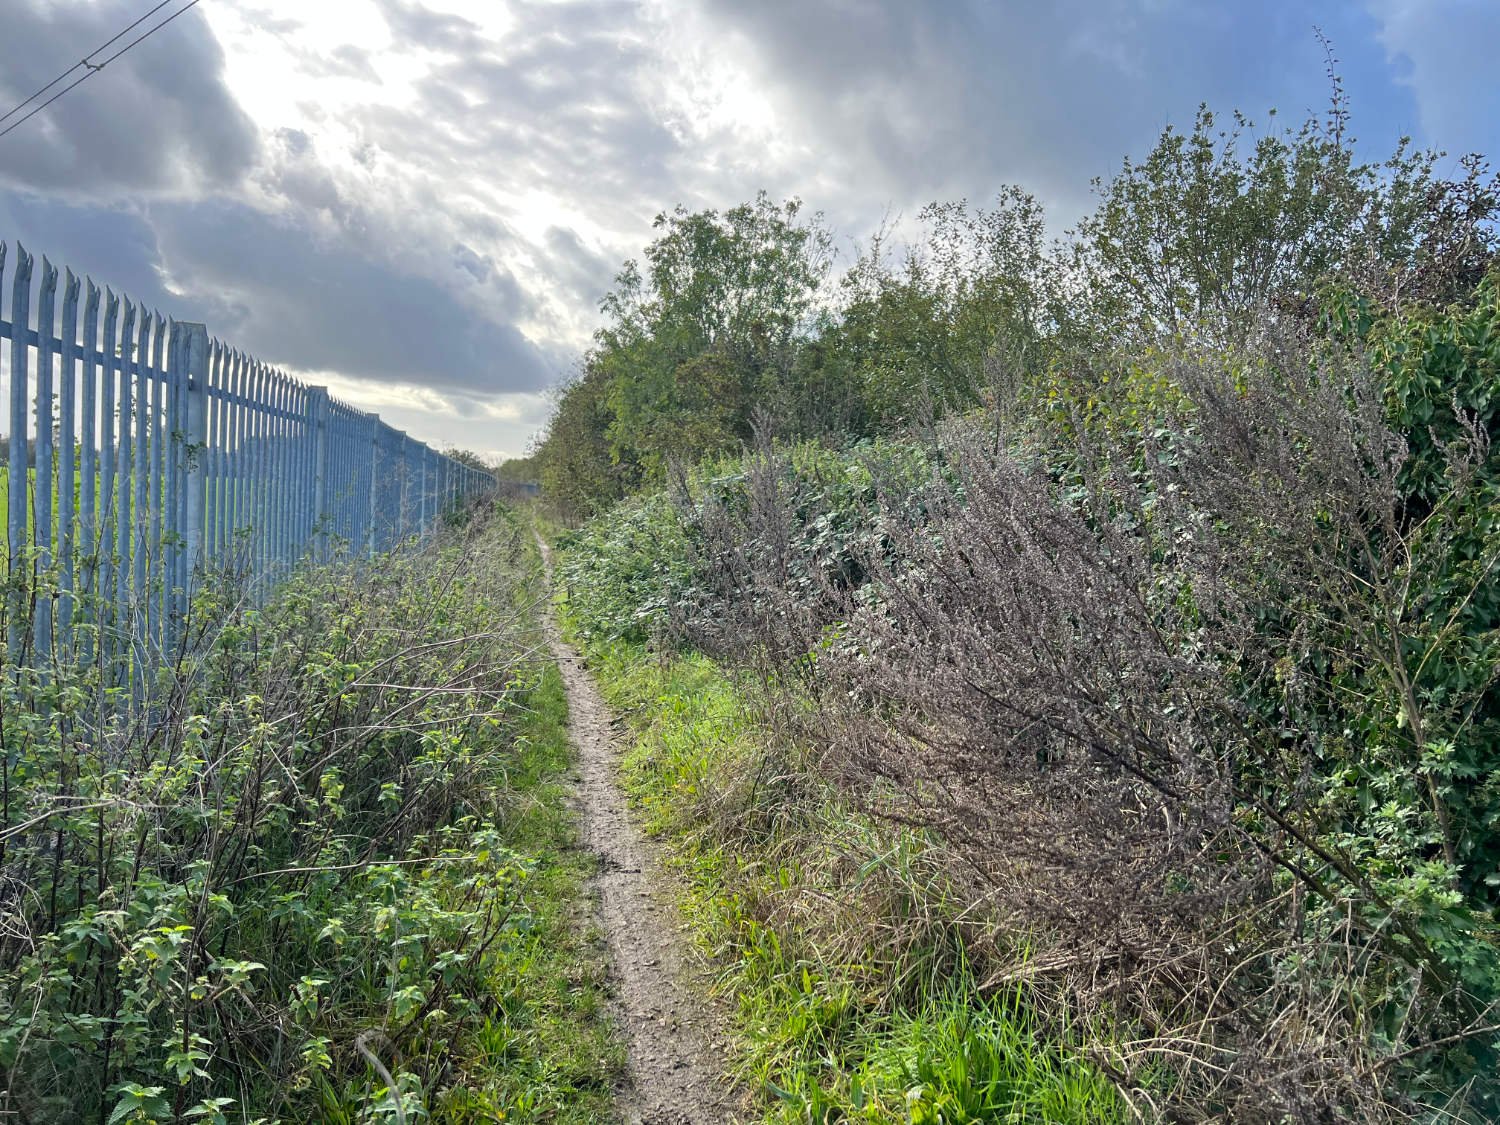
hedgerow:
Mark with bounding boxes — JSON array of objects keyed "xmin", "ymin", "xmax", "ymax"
[
  {"xmin": 0, "ymin": 506, "xmax": 623, "ymax": 1123},
  {"xmin": 556, "ymin": 276, "xmax": 1500, "ymax": 1119},
  {"xmin": 529, "ymin": 83, "xmax": 1500, "ymax": 1121}
]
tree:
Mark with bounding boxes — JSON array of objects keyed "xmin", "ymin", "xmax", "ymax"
[
  {"xmin": 822, "ymin": 189, "xmax": 1050, "ymax": 429},
  {"xmin": 535, "ymin": 193, "xmax": 834, "ymax": 509},
  {"xmin": 536, "ymin": 364, "xmax": 630, "ymax": 522},
  {"xmin": 1071, "ymin": 103, "xmax": 1500, "ymax": 350},
  {"xmin": 493, "ymin": 453, "xmax": 539, "ymax": 482},
  {"xmin": 441, "ymin": 447, "xmax": 494, "ymax": 472}
]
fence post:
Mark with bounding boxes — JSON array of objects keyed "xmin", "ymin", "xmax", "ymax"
[
  {"xmin": 165, "ymin": 319, "xmax": 183, "ymax": 640},
  {"xmin": 308, "ymin": 386, "xmax": 330, "ymax": 561},
  {"xmin": 58, "ymin": 269, "xmax": 80, "ymax": 648},
  {"xmin": 396, "ymin": 432, "xmax": 411, "ymax": 541},
  {"xmin": 430, "ymin": 448, "xmax": 440, "ymax": 532},
  {"xmin": 182, "ymin": 324, "xmax": 209, "ymax": 591},
  {"xmin": 146, "ymin": 314, "xmax": 164, "ymax": 653},
  {"xmin": 366, "ymin": 413, "xmax": 380, "ymax": 559},
  {"xmin": 7, "ymin": 244, "xmax": 33, "ymax": 664},
  {"xmin": 418, "ymin": 445, "xmax": 429, "ymax": 535},
  {"xmin": 205, "ymin": 342, "xmax": 221, "ymax": 567},
  {"xmin": 114, "ymin": 307, "xmax": 136, "ymax": 671},
  {"xmin": 34, "ymin": 259, "xmax": 58, "ymax": 666},
  {"xmin": 79, "ymin": 281, "xmax": 99, "ymax": 661}
]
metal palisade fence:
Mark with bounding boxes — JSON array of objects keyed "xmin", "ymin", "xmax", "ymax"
[{"xmin": 1, "ymin": 241, "xmax": 494, "ymax": 686}]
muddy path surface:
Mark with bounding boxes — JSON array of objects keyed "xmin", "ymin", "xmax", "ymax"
[{"xmin": 537, "ymin": 539, "xmax": 738, "ymax": 1124}]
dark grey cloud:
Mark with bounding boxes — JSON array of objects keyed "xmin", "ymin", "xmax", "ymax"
[
  {"xmin": 0, "ymin": 0, "xmax": 259, "ymax": 197},
  {"xmin": 150, "ymin": 199, "xmax": 554, "ymax": 394},
  {"xmin": 0, "ymin": 194, "xmax": 166, "ymax": 307},
  {"xmin": 0, "ymin": 191, "xmax": 552, "ymax": 395},
  {"xmin": 692, "ymin": 0, "xmax": 1426, "ymax": 227},
  {"xmin": 452, "ymin": 242, "xmax": 496, "ymax": 284},
  {"xmin": 262, "ymin": 128, "xmax": 362, "ymax": 229},
  {"xmin": 543, "ymin": 225, "xmax": 614, "ymax": 309},
  {"xmin": 363, "ymin": 0, "xmax": 681, "ymax": 210}
]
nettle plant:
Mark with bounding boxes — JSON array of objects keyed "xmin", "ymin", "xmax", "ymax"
[{"xmin": 0, "ymin": 511, "xmax": 541, "ymax": 1123}]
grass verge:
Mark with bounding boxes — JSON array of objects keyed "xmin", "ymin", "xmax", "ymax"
[
  {"xmin": 563, "ymin": 613, "xmax": 1126, "ymax": 1124},
  {"xmin": 421, "ymin": 510, "xmax": 625, "ymax": 1122}
]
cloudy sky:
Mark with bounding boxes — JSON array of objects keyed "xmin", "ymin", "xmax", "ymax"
[{"xmin": 2, "ymin": 0, "xmax": 1497, "ymax": 462}]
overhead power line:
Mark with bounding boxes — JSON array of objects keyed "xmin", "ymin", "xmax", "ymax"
[
  {"xmin": 0, "ymin": 0, "xmax": 207, "ymax": 143},
  {"xmin": 0, "ymin": 0, "xmax": 176, "ymax": 127}
]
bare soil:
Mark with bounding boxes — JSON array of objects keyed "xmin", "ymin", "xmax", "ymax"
[{"xmin": 538, "ymin": 541, "xmax": 738, "ymax": 1124}]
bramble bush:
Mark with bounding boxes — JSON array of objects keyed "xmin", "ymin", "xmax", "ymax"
[{"xmin": 0, "ymin": 505, "xmax": 596, "ymax": 1123}]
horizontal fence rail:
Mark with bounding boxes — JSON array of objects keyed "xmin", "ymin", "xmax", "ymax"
[{"xmin": 1, "ymin": 240, "xmax": 493, "ymax": 686}]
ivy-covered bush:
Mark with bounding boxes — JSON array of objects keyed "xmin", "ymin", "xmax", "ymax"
[
  {"xmin": 553, "ymin": 490, "xmax": 698, "ymax": 644},
  {"xmin": 1354, "ymin": 276, "xmax": 1500, "ymax": 913},
  {"xmin": 555, "ymin": 440, "xmax": 927, "ymax": 659}
]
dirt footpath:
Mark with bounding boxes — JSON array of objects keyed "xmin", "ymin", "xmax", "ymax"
[{"xmin": 538, "ymin": 541, "xmax": 737, "ymax": 1124}]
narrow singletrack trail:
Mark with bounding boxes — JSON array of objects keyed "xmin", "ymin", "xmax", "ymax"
[{"xmin": 537, "ymin": 538, "xmax": 737, "ymax": 1124}]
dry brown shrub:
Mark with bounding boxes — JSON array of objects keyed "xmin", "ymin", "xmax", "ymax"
[{"xmin": 672, "ymin": 321, "xmax": 1498, "ymax": 1119}]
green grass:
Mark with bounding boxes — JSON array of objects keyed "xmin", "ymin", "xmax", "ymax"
[
  {"xmin": 0, "ymin": 463, "xmax": 266, "ymax": 566},
  {"xmin": 564, "ymin": 614, "xmax": 1126, "ymax": 1125},
  {"xmin": 0, "ymin": 465, "xmax": 25, "ymax": 550},
  {"xmin": 1, "ymin": 464, "xmax": 106, "ymax": 564}
]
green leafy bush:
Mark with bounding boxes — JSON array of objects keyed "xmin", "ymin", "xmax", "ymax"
[
  {"xmin": 554, "ymin": 490, "xmax": 697, "ymax": 644},
  {"xmin": 538, "ymin": 84, "xmax": 1500, "ymax": 1122},
  {"xmin": 0, "ymin": 506, "xmax": 620, "ymax": 1123}
]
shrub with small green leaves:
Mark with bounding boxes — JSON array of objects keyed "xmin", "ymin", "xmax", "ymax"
[{"xmin": 0, "ymin": 504, "xmax": 619, "ymax": 1123}]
